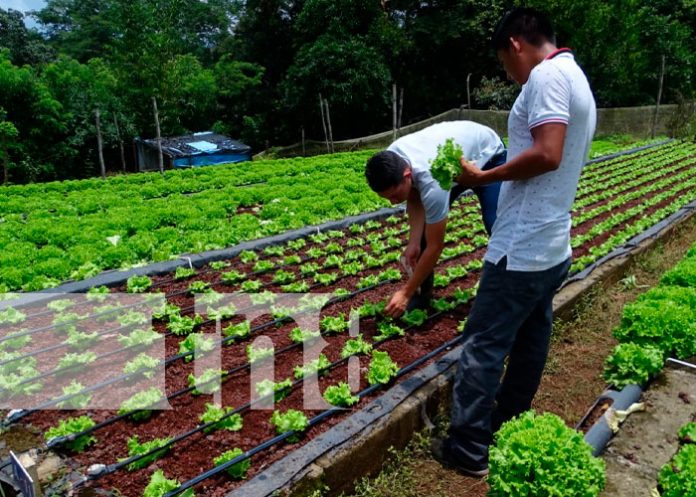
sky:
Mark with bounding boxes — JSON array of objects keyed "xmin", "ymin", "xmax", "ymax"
[
  {"xmin": 1, "ymin": 0, "xmax": 46, "ymax": 12},
  {"xmin": 1, "ymin": 0, "xmax": 46, "ymax": 28}
]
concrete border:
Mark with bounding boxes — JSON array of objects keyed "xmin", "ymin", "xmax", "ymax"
[{"xmin": 226, "ymin": 201, "xmax": 696, "ymax": 497}]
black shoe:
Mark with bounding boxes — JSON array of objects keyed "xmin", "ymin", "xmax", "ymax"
[
  {"xmin": 430, "ymin": 437, "xmax": 489, "ymax": 477},
  {"xmin": 406, "ymin": 292, "xmax": 431, "ymax": 312}
]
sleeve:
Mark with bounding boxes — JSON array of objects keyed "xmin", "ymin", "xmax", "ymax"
[
  {"xmin": 419, "ymin": 177, "xmax": 450, "ymax": 224},
  {"xmin": 526, "ymin": 63, "xmax": 570, "ymax": 130}
]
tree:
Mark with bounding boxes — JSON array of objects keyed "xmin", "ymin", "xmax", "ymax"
[
  {"xmin": 0, "ymin": 8, "xmax": 55, "ymax": 66},
  {"xmin": 0, "ymin": 111, "xmax": 19, "ymax": 185}
]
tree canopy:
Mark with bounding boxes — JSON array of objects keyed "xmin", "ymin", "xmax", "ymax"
[{"xmin": 0, "ymin": 0, "xmax": 693, "ymax": 183}]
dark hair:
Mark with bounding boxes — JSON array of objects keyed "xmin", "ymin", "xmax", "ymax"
[
  {"xmin": 491, "ymin": 7, "xmax": 555, "ymax": 51},
  {"xmin": 365, "ymin": 151, "xmax": 409, "ymax": 192}
]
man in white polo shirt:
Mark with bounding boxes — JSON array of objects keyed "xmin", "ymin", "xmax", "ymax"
[
  {"xmin": 431, "ymin": 8, "xmax": 596, "ymax": 476},
  {"xmin": 364, "ymin": 121, "xmax": 506, "ymax": 315}
]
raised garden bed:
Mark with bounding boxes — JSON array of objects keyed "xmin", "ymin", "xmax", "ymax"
[{"xmin": 0, "ymin": 141, "xmax": 695, "ymax": 497}]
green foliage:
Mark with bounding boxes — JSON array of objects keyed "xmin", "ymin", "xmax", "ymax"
[
  {"xmin": 122, "ymin": 435, "xmax": 172, "ymax": 471},
  {"xmin": 603, "ymin": 343, "xmax": 664, "ymax": 388},
  {"xmin": 488, "ymin": 411, "xmax": 606, "ymax": 497},
  {"xmin": 323, "ymin": 382, "xmax": 359, "ymax": 407},
  {"xmin": 188, "ymin": 368, "xmax": 224, "ymax": 395},
  {"xmin": 57, "ymin": 351, "xmax": 97, "ymax": 373},
  {"xmin": 289, "ymin": 327, "xmax": 321, "ymax": 344},
  {"xmin": 199, "ymin": 403, "xmax": 243, "ymax": 433},
  {"xmin": 658, "ymin": 444, "xmax": 696, "ymax": 497},
  {"xmin": 166, "ymin": 313, "xmax": 204, "ymax": 336},
  {"xmin": 45, "ymin": 415, "xmax": 96, "ymax": 452},
  {"xmin": 374, "ymin": 320, "xmax": 405, "ymax": 342},
  {"xmin": 247, "ymin": 344, "xmax": 273, "ymax": 364},
  {"xmin": 174, "ymin": 266, "xmax": 196, "ymax": 280},
  {"xmin": 118, "ymin": 387, "xmax": 164, "ymax": 421},
  {"xmin": 126, "ymin": 275, "xmax": 152, "ymax": 293},
  {"xmin": 213, "ymin": 448, "xmax": 250, "ymax": 479},
  {"xmin": 56, "ymin": 380, "xmax": 92, "ymax": 409},
  {"xmin": 123, "ymin": 353, "xmax": 161, "ymax": 379},
  {"xmin": 678, "ymin": 422, "xmax": 696, "ymax": 444},
  {"xmin": 400, "ymin": 308, "xmax": 428, "ymax": 327},
  {"xmin": 142, "ymin": 469, "xmax": 194, "ymax": 497},
  {"xmin": 429, "ymin": 138, "xmax": 464, "ymax": 191},
  {"xmin": 270, "ymin": 409, "xmax": 309, "ymax": 442},
  {"xmin": 661, "ymin": 258, "xmax": 696, "ymax": 287},
  {"xmin": 178, "ymin": 333, "xmax": 216, "ymax": 362},
  {"xmin": 320, "ymin": 314, "xmax": 348, "ymax": 334},
  {"xmin": 255, "ymin": 378, "xmax": 293, "ymax": 402},
  {"xmin": 223, "ymin": 321, "xmax": 251, "ymax": 339},
  {"xmin": 293, "ymin": 354, "xmax": 331, "ymax": 379},
  {"xmin": 118, "ymin": 327, "xmax": 161, "ymax": 348},
  {"xmin": 366, "ymin": 350, "xmax": 399, "ymax": 386},
  {"xmin": 614, "ymin": 298, "xmax": 696, "ymax": 359},
  {"xmin": 340, "ymin": 334, "xmax": 373, "ymax": 358}
]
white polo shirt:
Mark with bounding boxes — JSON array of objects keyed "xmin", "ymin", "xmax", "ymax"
[
  {"xmin": 485, "ymin": 51, "xmax": 596, "ymax": 271},
  {"xmin": 388, "ymin": 121, "xmax": 504, "ymax": 224}
]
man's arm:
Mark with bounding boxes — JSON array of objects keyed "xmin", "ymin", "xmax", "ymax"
[
  {"xmin": 456, "ymin": 123, "xmax": 567, "ymax": 187},
  {"xmin": 404, "ymin": 188, "xmax": 425, "ymax": 267},
  {"xmin": 384, "ymin": 218, "xmax": 447, "ymax": 318}
]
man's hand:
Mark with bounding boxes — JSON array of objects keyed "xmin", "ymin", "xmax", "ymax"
[
  {"xmin": 456, "ymin": 158, "xmax": 486, "ymax": 187},
  {"xmin": 402, "ymin": 243, "xmax": 421, "ymax": 269},
  {"xmin": 384, "ymin": 288, "xmax": 411, "ymax": 318}
]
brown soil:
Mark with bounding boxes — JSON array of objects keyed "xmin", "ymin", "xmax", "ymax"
[{"xmin": 4, "ymin": 149, "xmax": 696, "ymax": 497}]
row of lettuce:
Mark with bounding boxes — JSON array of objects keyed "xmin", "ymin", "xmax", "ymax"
[
  {"xmin": 602, "ymin": 242, "xmax": 696, "ymax": 388},
  {"xmin": 1, "ymin": 140, "xmax": 691, "ymax": 295},
  {"xmin": 480, "ymin": 241, "xmax": 696, "ymax": 497},
  {"xmin": 0, "ymin": 150, "xmax": 381, "ymax": 292}
]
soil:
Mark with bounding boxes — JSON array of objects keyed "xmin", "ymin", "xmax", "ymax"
[{"xmin": 2, "ymin": 146, "xmax": 695, "ymax": 497}]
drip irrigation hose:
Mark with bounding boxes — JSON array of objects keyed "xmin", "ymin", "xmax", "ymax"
[
  {"xmin": 3, "ymin": 235, "xmax": 487, "ymax": 421},
  {"xmin": 65, "ymin": 296, "xmax": 461, "ymax": 480},
  {"xmin": 159, "ymin": 333, "xmax": 467, "ymax": 497}
]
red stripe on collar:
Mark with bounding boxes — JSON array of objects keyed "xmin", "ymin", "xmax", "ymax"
[{"xmin": 545, "ymin": 47, "xmax": 572, "ymax": 60}]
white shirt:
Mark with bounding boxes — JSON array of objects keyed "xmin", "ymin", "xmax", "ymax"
[
  {"xmin": 388, "ymin": 121, "xmax": 504, "ymax": 224},
  {"xmin": 485, "ymin": 51, "xmax": 597, "ymax": 271}
]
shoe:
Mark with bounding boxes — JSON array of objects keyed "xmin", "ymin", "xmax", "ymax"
[
  {"xmin": 406, "ymin": 292, "xmax": 431, "ymax": 311},
  {"xmin": 430, "ymin": 437, "xmax": 489, "ymax": 477}
]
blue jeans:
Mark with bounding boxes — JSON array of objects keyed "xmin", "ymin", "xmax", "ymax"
[{"xmin": 447, "ymin": 256, "xmax": 571, "ymax": 466}]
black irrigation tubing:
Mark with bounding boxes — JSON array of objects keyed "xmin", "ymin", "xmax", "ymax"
[
  {"xmin": 583, "ymin": 139, "xmax": 674, "ymax": 166},
  {"xmin": 2, "ymin": 275, "xmax": 408, "ymax": 425},
  {"xmin": 571, "ymin": 160, "xmax": 696, "ymax": 231},
  {"xmin": 72, "ymin": 296, "xmax": 466, "ymax": 488},
  {"xmin": 575, "ymin": 148, "xmax": 696, "ymax": 205},
  {"xmin": 3, "ymin": 240, "xmax": 488, "ymax": 420},
  {"xmin": 145, "ymin": 217, "xmax": 415, "ymax": 291},
  {"xmin": 40, "ymin": 272, "xmax": 473, "ymax": 456},
  {"xmin": 1, "ymin": 213, "xmax": 483, "ymax": 370},
  {"xmin": 161, "ymin": 331, "xmax": 468, "ymax": 497}
]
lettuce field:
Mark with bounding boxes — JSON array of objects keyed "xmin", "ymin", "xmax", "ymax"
[{"xmin": 0, "ymin": 140, "xmax": 695, "ymax": 497}]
